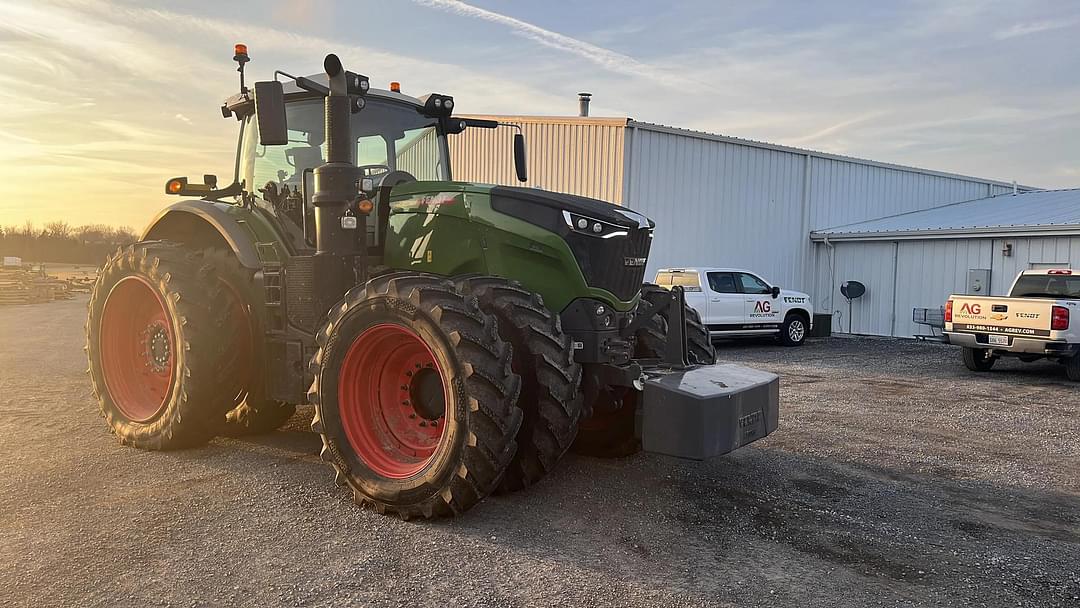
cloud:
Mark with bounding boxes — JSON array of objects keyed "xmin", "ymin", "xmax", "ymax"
[
  {"xmin": 411, "ymin": 0, "xmax": 708, "ymax": 92},
  {"xmin": 995, "ymin": 18, "xmax": 1080, "ymax": 40},
  {"xmin": 174, "ymin": 114, "xmax": 193, "ymax": 124}
]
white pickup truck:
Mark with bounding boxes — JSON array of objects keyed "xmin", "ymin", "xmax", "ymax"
[
  {"xmin": 654, "ymin": 268, "xmax": 814, "ymax": 346},
  {"xmin": 945, "ymin": 268, "xmax": 1080, "ymax": 380}
]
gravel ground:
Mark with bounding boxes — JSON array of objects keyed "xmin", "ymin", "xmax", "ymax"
[{"xmin": 1, "ymin": 296, "xmax": 1077, "ymax": 608}]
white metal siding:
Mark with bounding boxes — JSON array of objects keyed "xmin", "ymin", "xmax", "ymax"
[
  {"xmin": 990, "ymin": 237, "xmax": 1080, "ymax": 294},
  {"xmin": 448, "ymin": 117, "xmax": 626, "ymax": 203},
  {"xmin": 808, "ymin": 157, "xmax": 1014, "ymax": 230},
  {"xmin": 817, "ymin": 236, "xmax": 1080, "ymax": 338},
  {"xmin": 624, "ymin": 126, "xmax": 808, "ymax": 291},
  {"xmin": 817, "ymin": 241, "xmax": 898, "ymax": 336},
  {"xmin": 892, "ymin": 239, "xmax": 995, "ymax": 338},
  {"xmin": 625, "ymin": 122, "xmax": 1022, "ymax": 302}
]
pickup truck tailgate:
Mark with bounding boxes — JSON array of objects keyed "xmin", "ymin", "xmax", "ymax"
[{"xmin": 949, "ymin": 296, "xmax": 1053, "ymax": 337}]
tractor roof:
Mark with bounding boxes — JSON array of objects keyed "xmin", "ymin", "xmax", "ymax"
[
  {"xmin": 223, "ymin": 74, "xmax": 428, "ymax": 119},
  {"xmin": 280, "ymin": 73, "xmax": 426, "ymax": 108}
]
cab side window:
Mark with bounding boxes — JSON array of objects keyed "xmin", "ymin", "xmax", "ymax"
[
  {"xmin": 708, "ymin": 272, "xmax": 738, "ymax": 293},
  {"xmin": 737, "ymin": 272, "xmax": 771, "ymax": 294}
]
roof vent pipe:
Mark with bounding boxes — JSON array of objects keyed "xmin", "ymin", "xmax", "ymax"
[{"xmin": 578, "ymin": 92, "xmax": 592, "ymax": 117}]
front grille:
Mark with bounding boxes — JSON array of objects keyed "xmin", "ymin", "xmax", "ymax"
[{"xmin": 566, "ymin": 228, "xmax": 651, "ymax": 301}]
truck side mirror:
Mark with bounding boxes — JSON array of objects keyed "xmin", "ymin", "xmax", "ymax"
[
  {"xmin": 254, "ymin": 81, "xmax": 288, "ymax": 146},
  {"xmin": 513, "ymin": 133, "xmax": 527, "ymax": 182},
  {"xmin": 771, "ymin": 286, "xmax": 781, "ymax": 298}
]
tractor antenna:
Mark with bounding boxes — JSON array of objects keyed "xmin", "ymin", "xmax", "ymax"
[{"xmin": 233, "ymin": 43, "xmax": 250, "ymax": 93}]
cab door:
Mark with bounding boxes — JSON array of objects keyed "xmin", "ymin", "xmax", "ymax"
[
  {"xmin": 705, "ymin": 272, "xmax": 744, "ymax": 327},
  {"xmin": 737, "ymin": 272, "xmax": 781, "ymax": 327}
]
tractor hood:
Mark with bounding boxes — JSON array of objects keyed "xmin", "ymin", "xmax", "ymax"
[{"xmin": 487, "ymin": 186, "xmax": 654, "ymax": 231}]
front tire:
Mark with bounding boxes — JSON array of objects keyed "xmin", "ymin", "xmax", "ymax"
[
  {"xmin": 637, "ymin": 283, "xmax": 717, "ymax": 365},
  {"xmin": 86, "ymin": 242, "xmax": 233, "ymax": 449},
  {"xmin": 780, "ymin": 313, "xmax": 808, "ymax": 347},
  {"xmin": 456, "ymin": 277, "xmax": 584, "ymax": 493},
  {"xmin": 962, "ymin": 347, "xmax": 997, "ymax": 372},
  {"xmin": 309, "ymin": 274, "xmax": 523, "ymax": 518}
]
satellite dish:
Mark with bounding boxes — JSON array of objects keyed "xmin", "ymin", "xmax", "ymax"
[
  {"xmin": 840, "ymin": 280, "xmax": 866, "ymax": 334},
  {"xmin": 841, "ymin": 280, "xmax": 866, "ymax": 300}
]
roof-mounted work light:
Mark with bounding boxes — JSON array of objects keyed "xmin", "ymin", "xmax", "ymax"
[{"xmin": 418, "ymin": 93, "xmax": 454, "ymax": 117}]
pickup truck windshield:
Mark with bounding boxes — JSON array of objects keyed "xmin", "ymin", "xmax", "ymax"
[{"xmin": 1011, "ymin": 275, "xmax": 1080, "ymax": 299}]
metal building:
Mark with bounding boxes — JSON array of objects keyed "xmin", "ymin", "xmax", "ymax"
[
  {"xmin": 810, "ymin": 189, "xmax": 1080, "ymax": 338},
  {"xmin": 449, "ymin": 113, "xmax": 1034, "ymax": 334}
]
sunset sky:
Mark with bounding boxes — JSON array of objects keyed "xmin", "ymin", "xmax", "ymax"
[{"xmin": 1, "ymin": 0, "xmax": 1078, "ymax": 230}]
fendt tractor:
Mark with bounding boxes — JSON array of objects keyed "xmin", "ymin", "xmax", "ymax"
[{"xmin": 85, "ymin": 46, "xmax": 780, "ymax": 518}]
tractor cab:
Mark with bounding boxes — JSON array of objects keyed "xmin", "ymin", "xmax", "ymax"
[{"xmin": 231, "ymin": 81, "xmax": 452, "ymax": 251}]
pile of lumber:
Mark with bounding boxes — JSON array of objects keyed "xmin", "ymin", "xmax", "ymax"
[{"xmin": 0, "ymin": 266, "xmax": 84, "ymax": 305}]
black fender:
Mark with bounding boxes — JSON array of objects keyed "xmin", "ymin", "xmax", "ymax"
[{"xmin": 141, "ymin": 200, "xmax": 265, "ymax": 269}]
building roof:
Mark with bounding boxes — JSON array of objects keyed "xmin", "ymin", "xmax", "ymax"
[{"xmin": 810, "ymin": 188, "xmax": 1080, "ymax": 241}]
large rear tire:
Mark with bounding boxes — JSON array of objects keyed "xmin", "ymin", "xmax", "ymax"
[
  {"xmin": 86, "ymin": 242, "xmax": 233, "ymax": 449},
  {"xmin": 456, "ymin": 276, "xmax": 583, "ymax": 493},
  {"xmin": 203, "ymin": 249, "xmax": 296, "ymax": 436},
  {"xmin": 309, "ymin": 273, "xmax": 523, "ymax": 518},
  {"xmin": 962, "ymin": 347, "xmax": 997, "ymax": 372}
]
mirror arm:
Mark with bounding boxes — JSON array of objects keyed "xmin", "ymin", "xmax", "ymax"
[{"xmin": 275, "ymin": 70, "xmax": 329, "ymax": 96}]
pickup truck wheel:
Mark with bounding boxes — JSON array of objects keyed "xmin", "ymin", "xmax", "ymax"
[
  {"xmin": 1065, "ymin": 356, "xmax": 1080, "ymax": 382},
  {"xmin": 780, "ymin": 313, "xmax": 808, "ymax": 347},
  {"xmin": 455, "ymin": 276, "xmax": 584, "ymax": 493},
  {"xmin": 962, "ymin": 347, "xmax": 997, "ymax": 372}
]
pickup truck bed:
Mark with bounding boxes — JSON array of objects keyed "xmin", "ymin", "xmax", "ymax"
[{"xmin": 944, "ymin": 269, "xmax": 1080, "ymax": 380}]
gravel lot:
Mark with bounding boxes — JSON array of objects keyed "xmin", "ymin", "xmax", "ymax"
[{"xmin": 1, "ymin": 296, "xmax": 1078, "ymax": 607}]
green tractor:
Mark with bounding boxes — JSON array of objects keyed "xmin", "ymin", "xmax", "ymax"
[{"xmin": 85, "ymin": 47, "xmax": 779, "ymax": 518}]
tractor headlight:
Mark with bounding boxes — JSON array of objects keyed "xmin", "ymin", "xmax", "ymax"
[{"xmin": 562, "ymin": 211, "xmax": 628, "ymax": 239}]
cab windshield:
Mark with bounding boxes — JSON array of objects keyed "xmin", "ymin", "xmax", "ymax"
[{"xmin": 239, "ymin": 96, "xmax": 449, "ymax": 196}]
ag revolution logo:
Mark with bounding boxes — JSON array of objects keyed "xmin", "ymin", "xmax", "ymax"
[
  {"xmin": 958, "ymin": 303, "xmax": 983, "ymax": 316},
  {"xmin": 750, "ymin": 300, "xmax": 776, "ymax": 318}
]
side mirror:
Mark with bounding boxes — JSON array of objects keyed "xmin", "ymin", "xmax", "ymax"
[
  {"xmin": 513, "ymin": 133, "xmax": 527, "ymax": 182},
  {"xmin": 771, "ymin": 286, "xmax": 781, "ymax": 298},
  {"xmin": 254, "ymin": 81, "xmax": 288, "ymax": 146}
]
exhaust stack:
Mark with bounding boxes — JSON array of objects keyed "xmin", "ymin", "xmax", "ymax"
[{"xmin": 578, "ymin": 92, "xmax": 592, "ymax": 117}]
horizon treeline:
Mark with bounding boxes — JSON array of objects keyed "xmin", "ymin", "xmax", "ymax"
[{"xmin": 0, "ymin": 221, "xmax": 138, "ymax": 265}]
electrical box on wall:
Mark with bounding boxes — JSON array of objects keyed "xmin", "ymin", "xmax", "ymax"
[{"xmin": 966, "ymin": 269, "xmax": 991, "ymax": 294}]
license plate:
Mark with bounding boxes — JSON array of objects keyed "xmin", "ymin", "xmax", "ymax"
[{"xmin": 988, "ymin": 334, "xmax": 1010, "ymax": 347}]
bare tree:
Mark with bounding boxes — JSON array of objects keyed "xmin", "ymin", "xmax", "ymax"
[{"xmin": 44, "ymin": 221, "xmax": 72, "ymax": 239}]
